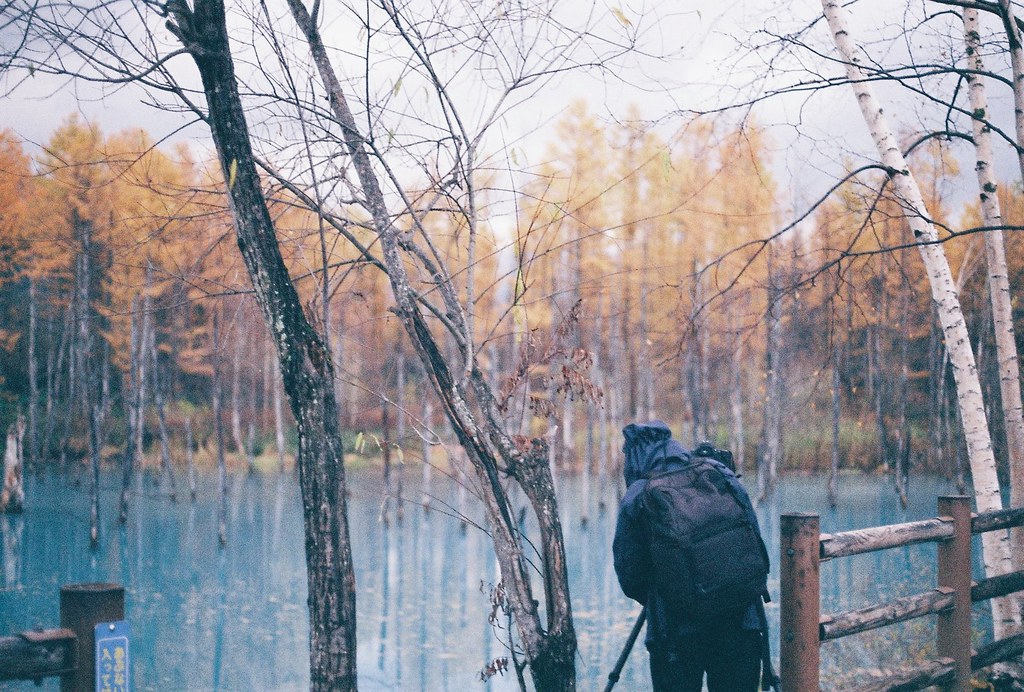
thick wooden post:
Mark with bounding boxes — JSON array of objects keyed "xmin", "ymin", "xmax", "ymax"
[
  {"xmin": 781, "ymin": 513, "xmax": 820, "ymax": 692},
  {"xmin": 937, "ymin": 496, "xmax": 971, "ymax": 692},
  {"xmin": 60, "ymin": 583, "xmax": 124, "ymax": 692}
]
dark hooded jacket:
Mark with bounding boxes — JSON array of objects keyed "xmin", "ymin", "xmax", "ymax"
[{"xmin": 612, "ymin": 421, "xmax": 763, "ymax": 648}]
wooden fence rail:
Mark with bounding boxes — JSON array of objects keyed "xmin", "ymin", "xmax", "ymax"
[
  {"xmin": 0, "ymin": 583, "xmax": 124, "ymax": 691},
  {"xmin": 780, "ymin": 496, "xmax": 1024, "ymax": 692}
]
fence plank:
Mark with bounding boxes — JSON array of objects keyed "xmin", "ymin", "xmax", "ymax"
[
  {"xmin": 819, "ymin": 518, "xmax": 953, "ymax": 561},
  {"xmin": 972, "ymin": 570, "xmax": 1024, "ymax": 603},
  {"xmin": 0, "ymin": 629, "xmax": 77, "ymax": 681},
  {"xmin": 971, "ymin": 507, "xmax": 1024, "ymax": 534},
  {"xmin": 847, "ymin": 657, "xmax": 955, "ymax": 692},
  {"xmin": 819, "ymin": 588, "xmax": 954, "ymax": 641}
]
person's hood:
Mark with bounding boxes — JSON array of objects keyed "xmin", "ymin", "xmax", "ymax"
[{"xmin": 622, "ymin": 420, "xmax": 690, "ymax": 486}]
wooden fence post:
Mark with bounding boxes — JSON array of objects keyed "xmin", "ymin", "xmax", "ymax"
[
  {"xmin": 781, "ymin": 512, "xmax": 820, "ymax": 692},
  {"xmin": 937, "ymin": 496, "xmax": 971, "ymax": 692},
  {"xmin": 60, "ymin": 583, "xmax": 124, "ymax": 692}
]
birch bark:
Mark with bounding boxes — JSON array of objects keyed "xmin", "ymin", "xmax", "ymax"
[
  {"xmin": 963, "ymin": 6, "xmax": 1024, "ymax": 603},
  {"xmin": 823, "ymin": 0, "xmax": 1020, "ymax": 637}
]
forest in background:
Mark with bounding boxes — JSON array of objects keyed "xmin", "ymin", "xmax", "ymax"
[{"xmin": 1, "ymin": 102, "xmax": 1021, "ymax": 505}]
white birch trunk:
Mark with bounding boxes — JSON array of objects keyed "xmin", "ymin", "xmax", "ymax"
[
  {"xmin": 997, "ymin": 0, "xmax": 1024, "ymax": 181},
  {"xmin": 963, "ymin": 8, "xmax": 1024, "ymax": 603},
  {"xmin": 823, "ymin": 0, "xmax": 1020, "ymax": 636}
]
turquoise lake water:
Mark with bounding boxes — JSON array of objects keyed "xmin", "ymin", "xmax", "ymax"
[{"xmin": 0, "ymin": 467, "xmax": 989, "ymax": 690}]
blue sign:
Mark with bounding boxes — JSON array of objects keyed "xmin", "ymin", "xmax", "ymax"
[{"xmin": 95, "ymin": 620, "xmax": 131, "ymax": 692}]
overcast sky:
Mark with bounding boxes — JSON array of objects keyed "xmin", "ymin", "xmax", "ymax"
[{"xmin": 1, "ymin": 0, "xmax": 1020, "ymax": 218}]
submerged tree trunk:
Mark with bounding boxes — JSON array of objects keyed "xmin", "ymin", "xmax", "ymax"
[
  {"xmin": 212, "ymin": 313, "xmax": 228, "ymax": 548},
  {"xmin": 185, "ymin": 417, "xmax": 197, "ymax": 502},
  {"xmin": 421, "ymin": 390, "xmax": 433, "ymax": 511},
  {"xmin": 27, "ymin": 277, "xmax": 38, "ymax": 474},
  {"xmin": 120, "ymin": 296, "xmax": 141, "ymax": 524},
  {"xmin": 154, "ymin": 362, "xmax": 178, "ymax": 502},
  {"xmin": 758, "ymin": 252, "xmax": 783, "ymax": 501},
  {"xmin": 0, "ymin": 415, "xmax": 26, "ymax": 514},
  {"xmin": 395, "ymin": 349, "xmax": 405, "ymax": 522},
  {"xmin": 166, "ymin": 4, "xmax": 359, "ymax": 688},
  {"xmin": 381, "ymin": 400, "xmax": 392, "ymax": 525},
  {"xmin": 729, "ymin": 293, "xmax": 746, "ymax": 476},
  {"xmin": 88, "ymin": 402, "xmax": 103, "ymax": 548},
  {"xmin": 824, "ymin": 0, "xmax": 1021, "ymax": 637},
  {"xmin": 231, "ymin": 326, "xmax": 244, "ymax": 454}
]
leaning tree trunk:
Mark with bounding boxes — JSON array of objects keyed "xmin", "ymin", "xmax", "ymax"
[
  {"xmin": 823, "ymin": 0, "xmax": 1021, "ymax": 637},
  {"xmin": 963, "ymin": 8, "xmax": 1024, "ymax": 582},
  {"xmin": 164, "ymin": 3, "xmax": 358, "ymax": 689},
  {"xmin": 285, "ymin": 1, "xmax": 577, "ymax": 686}
]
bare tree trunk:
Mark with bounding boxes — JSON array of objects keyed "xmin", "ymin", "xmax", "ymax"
[
  {"xmin": 963, "ymin": 8, "xmax": 1024, "ymax": 582},
  {"xmin": 231, "ymin": 323, "xmax": 244, "ymax": 454},
  {"xmin": 895, "ymin": 304, "xmax": 911, "ymax": 509},
  {"xmin": 824, "ymin": 0, "xmax": 1021, "ymax": 636},
  {"xmin": 154, "ymin": 360, "xmax": 178, "ymax": 502},
  {"xmin": 870, "ymin": 323, "xmax": 892, "ymax": 470},
  {"xmin": 829, "ymin": 333, "xmax": 841, "ymax": 508},
  {"xmin": 395, "ymin": 349, "xmax": 406, "ymax": 522},
  {"xmin": 135, "ymin": 266, "xmax": 153, "ymax": 467},
  {"xmin": 41, "ymin": 307, "xmax": 62, "ymax": 466},
  {"xmin": 758, "ymin": 253, "xmax": 783, "ymax": 501},
  {"xmin": 185, "ymin": 417, "xmax": 197, "ymax": 502},
  {"xmin": 381, "ymin": 400, "xmax": 392, "ymax": 525},
  {"xmin": 287, "ymin": 3, "xmax": 577, "ymax": 684},
  {"xmin": 0, "ymin": 415, "xmax": 25, "ymax": 513},
  {"xmin": 729, "ymin": 293, "xmax": 746, "ymax": 476},
  {"xmin": 421, "ymin": 391, "xmax": 433, "ymax": 511},
  {"xmin": 27, "ymin": 277, "xmax": 38, "ymax": 474},
  {"xmin": 212, "ymin": 312, "xmax": 228, "ymax": 547},
  {"xmin": 119, "ymin": 296, "xmax": 140, "ymax": 524},
  {"xmin": 246, "ymin": 420, "xmax": 256, "ymax": 475},
  {"xmin": 88, "ymin": 401, "xmax": 103, "ymax": 548},
  {"xmin": 273, "ymin": 355, "xmax": 286, "ymax": 473},
  {"xmin": 166, "ymin": 5, "xmax": 359, "ymax": 686}
]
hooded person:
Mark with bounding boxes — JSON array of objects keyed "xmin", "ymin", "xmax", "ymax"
[{"xmin": 612, "ymin": 421, "xmax": 767, "ymax": 692}]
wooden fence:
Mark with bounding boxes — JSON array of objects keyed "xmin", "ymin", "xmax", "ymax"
[
  {"xmin": 0, "ymin": 583, "xmax": 124, "ymax": 691},
  {"xmin": 780, "ymin": 496, "xmax": 1024, "ymax": 691}
]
